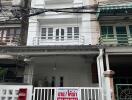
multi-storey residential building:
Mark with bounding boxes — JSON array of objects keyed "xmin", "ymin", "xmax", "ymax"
[
  {"xmin": 0, "ymin": 0, "xmax": 105, "ymax": 100},
  {"xmin": 2, "ymin": 0, "xmax": 132, "ymax": 100}
]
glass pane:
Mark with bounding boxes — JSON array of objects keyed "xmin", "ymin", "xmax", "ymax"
[
  {"xmin": 116, "ymin": 26, "xmax": 128, "ymax": 44},
  {"xmin": 67, "ymin": 27, "xmax": 72, "ymax": 33},
  {"xmin": 101, "ymin": 26, "xmax": 107, "ymax": 35},
  {"xmin": 48, "ymin": 28, "xmax": 53, "ymax": 33},
  {"xmin": 48, "ymin": 28, "xmax": 53, "ymax": 39},
  {"xmin": 61, "ymin": 29, "xmax": 64, "ymax": 36},
  {"xmin": 74, "ymin": 27, "xmax": 79, "ymax": 33},
  {"xmin": 107, "ymin": 26, "xmax": 113, "ymax": 37},
  {"xmin": 42, "ymin": 28, "xmax": 46, "ymax": 33},
  {"xmin": 101, "ymin": 26, "xmax": 113, "ymax": 37},
  {"xmin": 41, "ymin": 28, "xmax": 46, "ymax": 39},
  {"xmin": 16, "ymin": 28, "xmax": 21, "ymax": 35},
  {"xmin": 129, "ymin": 25, "xmax": 132, "ymax": 36},
  {"xmin": 56, "ymin": 29, "xmax": 59, "ymax": 40},
  {"xmin": 61, "ymin": 29, "xmax": 64, "ymax": 41},
  {"xmin": 10, "ymin": 29, "xmax": 14, "ymax": 35}
]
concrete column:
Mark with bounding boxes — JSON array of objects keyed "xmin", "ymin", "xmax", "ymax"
[
  {"xmin": 24, "ymin": 62, "xmax": 34, "ymax": 84},
  {"xmin": 27, "ymin": 17, "xmax": 39, "ymax": 46},
  {"xmin": 81, "ymin": 14, "xmax": 92, "ymax": 45},
  {"xmin": 104, "ymin": 70, "xmax": 115, "ymax": 100}
]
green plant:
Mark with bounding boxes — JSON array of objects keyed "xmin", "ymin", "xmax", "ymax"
[{"xmin": 0, "ymin": 67, "xmax": 7, "ymax": 80}]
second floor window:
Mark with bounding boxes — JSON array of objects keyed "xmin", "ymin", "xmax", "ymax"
[
  {"xmin": 101, "ymin": 26, "xmax": 113, "ymax": 37},
  {"xmin": 41, "ymin": 27, "xmax": 79, "ymax": 41},
  {"xmin": 0, "ymin": 27, "xmax": 21, "ymax": 41}
]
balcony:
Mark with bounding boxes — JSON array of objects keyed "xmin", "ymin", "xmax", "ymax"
[
  {"xmin": 99, "ymin": 34, "xmax": 132, "ymax": 46},
  {"xmin": 0, "ymin": 36, "xmax": 19, "ymax": 46},
  {"xmin": 33, "ymin": 36, "xmax": 84, "ymax": 45}
]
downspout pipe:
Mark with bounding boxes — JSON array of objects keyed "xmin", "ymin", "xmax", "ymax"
[
  {"xmin": 97, "ymin": 48, "xmax": 105, "ymax": 100},
  {"xmin": 97, "ymin": 48, "xmax": 104, "ymax": 87}
]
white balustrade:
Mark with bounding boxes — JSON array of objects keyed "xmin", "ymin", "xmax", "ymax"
[
  {"xmin": 33, "ymin": 36, "xmax": 85, "ymax": 45},
  {"xmin": 33, "ymin": 87, "xmax": 103, "ymax": 100}
]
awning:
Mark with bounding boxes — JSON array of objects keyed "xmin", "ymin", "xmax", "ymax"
[
  {"xmin": 0, "ymin": 45, "xmax": 99, "ymax": 56},
  {"xmin": 97, "ymin": 3, "xmax": 132, "ymax": 19}
]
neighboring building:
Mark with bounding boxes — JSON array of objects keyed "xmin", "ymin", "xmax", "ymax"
[
  {"xmin": 97, "ymin": 0, "xmax": 132, "ymax": 100},
  {"xmin": 0, "ymin": 0, "xmax": 21, "ymax": 46}
]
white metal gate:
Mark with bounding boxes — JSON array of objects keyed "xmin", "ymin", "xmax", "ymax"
[
  {"xmin": 0, "ymin": 85, "xmax": 33, "ymax": 100},
  {"xmin": 33, "ymin": 87, "xmax": 103, "ymax": 100}
]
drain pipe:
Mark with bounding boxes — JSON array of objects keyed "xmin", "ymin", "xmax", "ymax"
[
  {"xmin": 97, "ymin": 48, "xmax": 105, "ymax": 100},
  {"xmin": 97, "ymin": 48, "xmax": 104, "ymax": 87}
]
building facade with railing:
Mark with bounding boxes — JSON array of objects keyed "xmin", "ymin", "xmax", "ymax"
[
  {"xmin": 0, "ymin": 0, "xmax": 105, "ymax": 100},
  {"xmin": 27, "ymin": 0, "xmax": 99, "ymax": 46},
  {"xmin": 97, "ymin": 0, "xmax": 132, "ymax": 100}
]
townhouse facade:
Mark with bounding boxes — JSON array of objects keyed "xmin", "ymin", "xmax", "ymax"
[{"xmin": 0, "ymin": 0, "xmax": 132, "ymax": 100}]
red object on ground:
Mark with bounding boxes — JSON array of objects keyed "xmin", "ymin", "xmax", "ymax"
[{"xmin": 18, "ymin": 88, "xmax": 27, "ymax": 100}]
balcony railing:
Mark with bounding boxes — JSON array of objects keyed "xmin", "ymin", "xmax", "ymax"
[
  {"xmin": 33, "ymin": 36, "xmax": 85, "ymax": 45},
  {"xmin": 0, "ymin": 36, "xmax": 19, "ymax": 46},
  {"xmin": 99, "ymin": 34, "xmax": 132, "ymax": 45}
]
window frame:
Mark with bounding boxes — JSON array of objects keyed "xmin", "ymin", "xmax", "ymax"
[{"xmin": 101, "ymin": 26, "xmax": 114, "ymax": 38}]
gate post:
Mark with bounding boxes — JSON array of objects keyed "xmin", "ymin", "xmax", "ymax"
[{"xmin": 104, "ymin": 70, "xmax": 115, "ymax": 100}]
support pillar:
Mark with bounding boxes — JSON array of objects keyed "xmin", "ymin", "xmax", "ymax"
[
  {"xmin": 24, "ymin": 61, "xmax": 34, "ymax": 84},
  {"xmin": 104, "ymin": 70, "xmax": 115, "ymax": 100}
]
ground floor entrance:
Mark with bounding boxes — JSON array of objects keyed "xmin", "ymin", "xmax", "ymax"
[
  {"xmin": 109, "ymin": 55, "xmax": 132, "ymax": 100},
  {"xmin": 0, "ymin": 46, "xmax": 104, "ymax": 100},
  {"xmin": 32, "ymin": 55, "xmax": 98, "ymax": 87}
]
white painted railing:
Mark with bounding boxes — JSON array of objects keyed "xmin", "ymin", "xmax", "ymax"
[
  {"xmin": 0, "ymin": 85, "xmax": 33, "ymax": 100},
  {"xmin": 33, "ymin": 87, "xmax": 103, "ymax": 100},
  {"xmin": 33, "ymin": 36, "xmax": 85, "ymax": 45}
]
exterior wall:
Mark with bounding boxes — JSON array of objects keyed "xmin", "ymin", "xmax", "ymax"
[
  {"xmin": 32, "ymin": 56, "xmax": 98, "ymax": 87},
  {"xmin": 27, "ymin": 0, "xmax": 99, "ymax": 45}
]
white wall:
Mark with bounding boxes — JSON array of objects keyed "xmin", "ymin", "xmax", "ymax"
[
  {"xmin": 27, "ymin": 0, "xmax": 99, "ymax": 45},
  {"xmin": 32, "ymin": 56, "xmax": 98, "ymax": 87}
]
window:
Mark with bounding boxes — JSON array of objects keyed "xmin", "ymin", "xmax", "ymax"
[
  {"xmin": 74, "ymin": 27, "xmax": 79, "ymax": 39},
  {"xmin": 67, "ymin": 27, "xmax": 72, "ymax": 39},
  {"xmin": 41, "ymin": 28, "xmax": 46, "ymax": 39},
  {"xmin": 48, "ymin": 28, "xmax": 53, "ymax": 39},
  {"xmin": 67, "ymin": 27, "xmax": 79, "ymax": 40},
  {"xmin": 101, "ymin": 26, "xmax": 113, "ymax": 37},
  {"xmin": 129, "ymin": 25, "xmax": 132, "ymax": 37},
  {"xmin": 56, "ymin": 29, "xmax": 59, "ymax": 40},
  {"xmin": 41, "ymin": 27, "xmax": 79, "ymax": 41},
  {"xmin": 61, "ymin": 29, "xmax": 64, "ymax": 40},
  {"xmin": 0, "ymin": 27, "xmax": 21, "ymax": 41}
]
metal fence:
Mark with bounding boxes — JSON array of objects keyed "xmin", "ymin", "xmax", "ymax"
[
  {"xmin": 116, "ymin": 84, "xmax": 132, "ymax": 100},
  {"xmin": 33, "ymin": 87, "xmax": 103, "ymax": 100}
]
